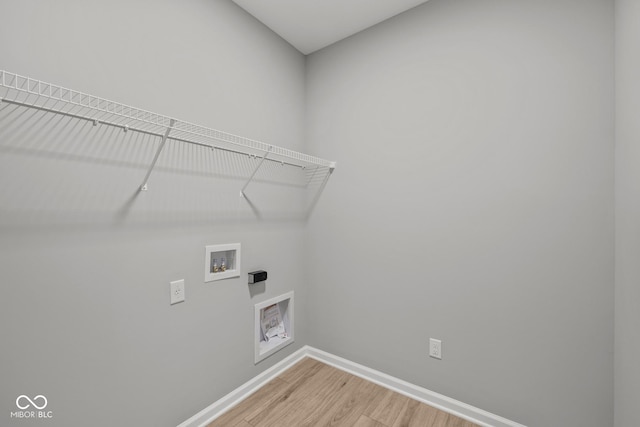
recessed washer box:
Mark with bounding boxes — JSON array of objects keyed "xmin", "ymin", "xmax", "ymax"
[
  {"xmin": 204, "ymin": 243, "xmax": 241, "ymax": 282},
  {"xmin": 255, "ymin": 291, "xmax": 294, "ymax": 364}
]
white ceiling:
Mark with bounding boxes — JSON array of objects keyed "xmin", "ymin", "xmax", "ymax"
[{"xmin": 232, "ymin": 0, "xmax": 431, "ymax": 55}]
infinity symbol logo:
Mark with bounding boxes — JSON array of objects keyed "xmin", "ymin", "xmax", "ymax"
[{"xmin": 16, "ymin": 395, "xmax": 48, "ymax": 410}]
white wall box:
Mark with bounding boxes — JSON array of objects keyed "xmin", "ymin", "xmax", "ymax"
[
  {"xmin": 205, "ymin": 243, "xmax": 241, "ymax": 282},
  {"xmin": 255, "ymin": 291, "xmax": 294, "ymax": 364}
]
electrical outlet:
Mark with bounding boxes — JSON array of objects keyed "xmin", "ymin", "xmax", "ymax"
[
  {"xmin": 170, "ymin": 279, "xmax": 185, "ymax": 305},
  {"xmin": 429, "ymin": 338, "xmax": 442, "ymax": 360}
]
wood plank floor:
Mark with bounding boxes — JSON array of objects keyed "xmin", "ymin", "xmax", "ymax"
[{"xmin": 208, "ymin": 358, "xmax": 480, "ymax": 427}]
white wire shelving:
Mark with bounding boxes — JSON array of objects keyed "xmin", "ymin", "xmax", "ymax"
[{"xmin": 0, "ymin": 70, "xmax": 336, "ymax": 195}]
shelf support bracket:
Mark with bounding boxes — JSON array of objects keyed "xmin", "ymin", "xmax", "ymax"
[
  {"xmin": 140, "ymin": 119, "xmax": 176, "ymax": 191},
  {"xmin": 240, "ymin": 146, "xmax": 273, "ymax": 198}
]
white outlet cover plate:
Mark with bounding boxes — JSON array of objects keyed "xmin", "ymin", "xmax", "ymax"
[
  {"xmin": 170, "ymin": 279, "xmax": 185, "ymax": 305},
  {"xmin": 429, "ymin": 338, "xmax": 442, "ymax": 360}
]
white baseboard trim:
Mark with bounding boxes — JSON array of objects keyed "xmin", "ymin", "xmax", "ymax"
[
  {"xmin": 177, "ymin": 345, "xmax": 526, "ymax": 427},
  {"xmin": 305, "ymin": 347, "xmax": 527, "ymax": 427},
  {"xmin": 176, "ymin": 347, "xmax": 309, "ymax": 427}
]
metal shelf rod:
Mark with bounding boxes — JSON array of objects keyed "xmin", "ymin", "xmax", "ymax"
[
  {"xmin": 0, "ymin": 97, "xmax": 318, "ymax": 170},
  {"xmin": 1, "ymin": 70, "xmax": 335, "ymax": 169},
  {"xmin": 0, "ymin": 97, "xmax": 161, "ymax": 138},
  {"xmin": 240, "ymin": 146, "xmax": 273, "ymax": 197},
  {"xmin": 140, "ymin": 119, "xmax": 175, "ymax": 191},
  {"xmin": 0, "ymin": 69, "xmax": 337, "ymax": 202}
]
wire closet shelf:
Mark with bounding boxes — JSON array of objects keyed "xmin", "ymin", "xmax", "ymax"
[{"xmin": 0, "ymin": 70, "xmax": 336, "ymax": 193}]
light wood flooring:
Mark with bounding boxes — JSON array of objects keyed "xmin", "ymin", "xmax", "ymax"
[{"xmin": 208, "ymin": 357, "xmax": 480, "ymax": 427}]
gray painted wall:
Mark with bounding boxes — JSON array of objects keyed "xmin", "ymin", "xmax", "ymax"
[
  {"xmin": 615, "ymin": 1, "xmax": 640, "ymax": 426},
  {"xmin": 0, "ymin": 1, "xmax": 308, "ymax": 426},
  {"xmin": 305, "ymin": 1, "xmax": 614, "ymax": 426},
  {"xmin": 0, "ymin": 1, "xmax": 625, "ymax": 426}
]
